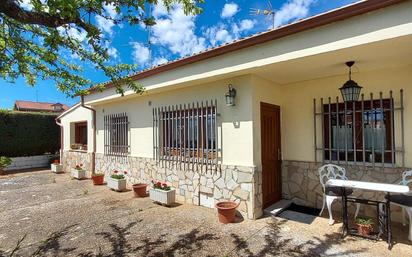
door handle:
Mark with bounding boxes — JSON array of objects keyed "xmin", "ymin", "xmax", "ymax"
[{"xmin": 277, "ymin": 148, "xmax": 282, "ymax": 161}]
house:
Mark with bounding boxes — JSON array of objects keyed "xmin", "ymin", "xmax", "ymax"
[
  {"xmin": 14, "ymin": 100, "xmax": 69, "ymax": 113},
  {"xmin": 57, "ymin": 0, "xmax": 412, "ymax": 220}
]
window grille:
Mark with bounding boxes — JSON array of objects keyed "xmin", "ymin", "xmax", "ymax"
[
  {"xmin": 153, "ymin": 100, "xmax": 219, "ymax": 171},
  {"xmin": 313, "ymin": 90, "xmax": 404, "ymax": 168},
  {"xmin": 104, "ymin": 112, "xmax": 129, "ymax": 156}
]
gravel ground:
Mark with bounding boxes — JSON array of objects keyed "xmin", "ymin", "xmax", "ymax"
[{"xmin": 0, "ymin": 170, "xmax": 411, "ymax": 257}]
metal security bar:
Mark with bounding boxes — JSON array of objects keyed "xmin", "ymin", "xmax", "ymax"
[
  {"xmin": 104, "ymin": 112, "xmax": 130, "ymax": 156},
  {"xmin": 313, "ymin": 90, "xmax": 404, "ymax": 168},
  {"xmin": 153, "ymin": 100, "xmax": 219, "ymax": 171}
]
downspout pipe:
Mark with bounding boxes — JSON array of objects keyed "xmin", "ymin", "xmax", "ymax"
[
  {"xmin": 81, "ymin": 95, "xmax": 97, "ymax": 174},
  {"xmin": 55, "ymin": 117, "xmax": 63, "ymax": 163}
]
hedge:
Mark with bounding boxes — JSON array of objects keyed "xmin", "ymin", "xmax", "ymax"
[{"xmin": 0, "ymin": 110, "xmax": 60, "ymax": 157}]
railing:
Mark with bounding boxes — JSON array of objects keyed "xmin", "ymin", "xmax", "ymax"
[
  {"xmin": 104, "ymin": 112, "xmax": 130, "ymax": 157},
  {"xmin": 153, "ymin": 100, "xmax": 219, "ymax": 172},
  {"xmin": 313, "ymin": 89, "xmax": 404, "ymax": 168}
]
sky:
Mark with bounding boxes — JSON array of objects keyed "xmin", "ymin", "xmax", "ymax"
[{"xmin": 0, "ymin": 0, "xmax": 357, "ymax": 109}]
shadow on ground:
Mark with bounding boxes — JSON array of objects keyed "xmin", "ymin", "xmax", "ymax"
[
  {"xmin": 228, "ymin": 218, "xmax": 368, "ymax": 257},
  {"xmin": 0, "ymin": 217, "xmax": 369, "ymax": 257}
]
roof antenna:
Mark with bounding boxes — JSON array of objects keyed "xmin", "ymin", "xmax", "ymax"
[
  {"xmin": 36, "ymin": 90, "xmax": 38, "ymax": 102},
  {"xmin": 250, "ymin": 1, "xmax": 276, "ymax": 29}
]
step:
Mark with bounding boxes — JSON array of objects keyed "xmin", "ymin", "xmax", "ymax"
[{"xmin": 263, "ymin": 199, "xmax": 293, "ymax": 216}]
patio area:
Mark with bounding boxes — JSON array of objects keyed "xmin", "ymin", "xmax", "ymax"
[{"xmin": 0, "ymin": 170, "xmax": 411, "ymax": 257}]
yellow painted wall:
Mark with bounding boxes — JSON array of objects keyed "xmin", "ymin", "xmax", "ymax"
[
  {"xmin": 251, "ymin": 75, "xmax": 283, "ymax": 169},
  {"xmin": 92, "ymin": 75, "xmax": 255, "ymax": 167},
  {"xmin": 278, "ymin": 65, "xmax": 412, "ymax": 166}
]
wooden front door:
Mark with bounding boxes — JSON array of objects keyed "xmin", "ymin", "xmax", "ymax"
[{"xmin": 260, "ymin": 102, "xmax": 282, "ymax": 208}]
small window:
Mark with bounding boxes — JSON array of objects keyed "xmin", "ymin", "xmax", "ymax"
[{"xmin": 71, "ymin": 122, "xmax": 87, "ymax": 150}]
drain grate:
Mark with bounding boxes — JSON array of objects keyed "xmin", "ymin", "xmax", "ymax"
[{"xmin": 283, "ymin": 203, "xmax": 320, "ymax": 216}]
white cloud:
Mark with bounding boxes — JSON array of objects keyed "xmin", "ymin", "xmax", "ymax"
[
  {"xmin": 221, "ymin": 3, "xmax": 239, "ymax": 18},
  {"xmin": 19, "ymin": 0, "xmax": 33, "ymax": 10},
  {"xmin": 131, "ymin": 42, "xmax": 150, "ymax": 65},
  {"xmin": 107, "ymin": 47, "xmax": 119, "ymax": 60},
  {"xmin": 273, "ymin": 0, "xmax": 316, "ymax": 27},
  {"xmin": 57, "ymin": 26, "xmax": 87, "ymax": 42},
  {"xmin": 154, "ymin": 57, "xmax": 168, "ymax": 65},
  {"xmin": 204, "ymin": 24, "xmax": 233, "ymax": 47},
  {"xmin": 95, "ymin": 3, "xmax": 119, "ymax": 36},
  {"xmin": 232, "ymin": 19, "xmax": 256, "ymax": 35},
  {"xmin": 150, "ymin": 4, "xmax": 206, "ymax": 57}
]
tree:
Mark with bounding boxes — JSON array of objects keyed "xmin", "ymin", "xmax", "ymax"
[{"xmin": 0, "ymin": 0, "xmax": 204, "ymax": 96}]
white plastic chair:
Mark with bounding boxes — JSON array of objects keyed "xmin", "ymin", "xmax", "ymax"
[
  {"xmin": 318, "ymin": 164, "xmax": 360, "ymax": 225},
  {"xmin": 385, "ymin": 170, "xmax": 412, "ymax": 241}
]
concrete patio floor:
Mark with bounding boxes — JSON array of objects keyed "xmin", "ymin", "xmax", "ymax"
[{"xmin": 0, "ymin": 169, "xmax": 411, "ymax": 257}]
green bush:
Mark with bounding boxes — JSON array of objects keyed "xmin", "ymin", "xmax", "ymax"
[
  {"xmin": 0, "ymin": 156, "xmax": 12, "ymax": 168},
  {"xmin": 0, "ymin": 110, "xmax": 60, "ymax": 157}
]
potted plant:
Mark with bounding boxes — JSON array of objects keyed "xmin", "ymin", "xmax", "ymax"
[
  {"xmin": 107, "ymin": 170, "xmax": 127, "ymax": 191},
  {"xmin": 91, "ymin": 172, "xmax": 105, "ymax": 185},
  {"xmin": 215, "ymin": 200, "xmax": 240, "ymax": 224},
  {"xmin": 51, "ymin": 159, "xmax": 63, "ymax": 173},
  {"xmin": 355, "ymin": 216, "xmax": 374, "ymax": 236},
  {"xmin": 0, "ymin": 156, "xmax": 12, "ymax": 175},
  {"xmin": 132, "ymin": 182, "xmax": 148, "ymax": 197},
  {"xmin": 71, "ymin": 164, "xmax": 86, "ymax": 179},
  {"xmin": 149, "ymin": 180, "xmax": 175, "ymax": 206}
]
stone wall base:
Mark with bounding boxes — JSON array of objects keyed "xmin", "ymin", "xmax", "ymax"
[
  {"xmin": 282, "ymin": 160, "xmax": 409, "ymax": 222},
  {"xmin": 60, "ymin": 153, "xmax": 263, "ymax": 220}
]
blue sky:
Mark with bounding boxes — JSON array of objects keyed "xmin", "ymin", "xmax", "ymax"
[{"xmin": 0, "ymin": 0, "xmax": 357, "ymax": 109}]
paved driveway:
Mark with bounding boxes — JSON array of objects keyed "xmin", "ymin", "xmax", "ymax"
[{"xmin": 0, "ymin": 170, "xmax": 410, "ymax": 257}]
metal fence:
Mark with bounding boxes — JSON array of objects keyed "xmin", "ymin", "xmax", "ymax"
[
  {"xmin": 104, "ymin": 112, "xmax": 130, "ymax": 157},
  {"xmin": 313, "ymin": 89, "xmax": 404, "ymax": 168},
  {"xmin": 152, "ymin": 100, "xmax": 219, "ymax": 171}
]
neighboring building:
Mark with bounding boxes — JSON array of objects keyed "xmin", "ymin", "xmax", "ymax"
[
  {"xmin": 14, "ymin": 100, "xmax": 69, "ymax": 113},
  {"xmin": 58, "ymin": 0, "xmax": 412, "ymax": 221}
]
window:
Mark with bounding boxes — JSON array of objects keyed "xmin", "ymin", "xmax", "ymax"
[
  {"xmin": 75, "ymin": 122, "xmax": 88, "ymax": 145},
  {"xmin": 323, "ymin": 99, "xmax": 393, "ymax": 164},
  {"xmin": 104, "ymin": 113, "xmax": 129, "ymax": 156},
  {"xmin": 153, "ymin": 101, "xmax": 219, "ymax": 170}
]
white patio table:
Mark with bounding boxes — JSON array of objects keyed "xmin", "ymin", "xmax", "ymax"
[{"xmin": 326, "ymin": 179, "xmax": 409, "ymax": 249}]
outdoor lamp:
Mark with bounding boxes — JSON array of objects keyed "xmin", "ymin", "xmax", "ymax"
[
  {"xmin": 225, "ymin": 84, "xmax": 237, "ymax": 106},
  {"xmin": 339, "ymin": 61, "xmax": 362, "ymax": 102}
]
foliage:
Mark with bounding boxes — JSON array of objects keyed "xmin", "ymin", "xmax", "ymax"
[
  {"xmin": 110, "ymin": 170, "xmax": 127, "ymax": 180},
  {"xmin": 0, "ymin": 156, "xmax": 12, "ymax": 169},
  {"xmin": 355, "ymin": 216, "xmax": 373, "ymax": 226},
  {"xmin": 0, "ymin": 110, "xmax": 60, "ymax": 157},
  {"xmin": 151, "ymin": 179, "xmax": 171, "ymax": 191},
  {"xmin": 0, "ymin": 0, "xmax": 204, "ymax": 97}
]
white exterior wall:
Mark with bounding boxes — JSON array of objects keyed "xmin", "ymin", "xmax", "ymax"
[
  {"xmin": 93, "ymin": 75, "xmax": 255, "ymax": 167},
  {"xmin": 60, "ymin": 105, "xmax": 94, "ymax": 153}
]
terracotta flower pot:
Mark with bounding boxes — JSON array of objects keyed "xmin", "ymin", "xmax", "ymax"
[
  {"xmin": 216, "ymin": 201, "xmax": 239, "ymax": 224},
  {"xmin": 133, "ymin": 183, "xmax": 148, "ymax": 197},
  {"xmin": 92, "ymin": 175, "xmax": 105, "ymax": 185},
  {"xmin": 357, "ymin": 224, "xmax": 372, "ymax": 236}
]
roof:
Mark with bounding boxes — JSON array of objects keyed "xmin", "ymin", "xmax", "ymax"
[
  {"xmin": 89, "ymin": 0, "xmax": 407, "ymax": 94},
  {"xmin": 14, "ymin": 100, "xmax": 69, "ymax": 112}
]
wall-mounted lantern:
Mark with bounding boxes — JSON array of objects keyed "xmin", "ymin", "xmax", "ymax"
[
  {"xmin": 225, "ymin": 84, "xmax": 237, "ymax": 106},
  {"xmin": 339, "ymin": 61, "xmax": 362, "ymax": 102}
]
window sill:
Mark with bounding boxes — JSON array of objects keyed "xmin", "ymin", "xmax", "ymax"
[{"xmin": 69, "ymin": 149, "xmax": 88, "ymax": 153}]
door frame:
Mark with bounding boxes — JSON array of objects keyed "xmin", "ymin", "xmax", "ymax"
[{"xmin": 260, "ymin": 102, "xmax": 282, "ymax": 208}]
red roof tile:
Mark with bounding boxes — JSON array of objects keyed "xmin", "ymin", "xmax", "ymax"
[{"xmin": 14, "ymin": 100, "xmax": 69, "ymax": 112}]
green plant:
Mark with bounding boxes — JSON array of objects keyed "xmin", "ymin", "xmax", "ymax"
[
  {"xmin": 0, "ymin": 111, "xmax": 59, "ymax": 157},
  {"xmin": 0, "ymin": 156, "xmax": 12, "ymax": 169},
  {"xmin": 355, "ymin": 216, "xmax": 373, "ymax": 226},
  {"xmin": 110, "ymin": 170, "xmax": 127, "ymax": 180},
  {"xmin": 151, "ymin": 179, "xmax": 171, "ymax": 191}
]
